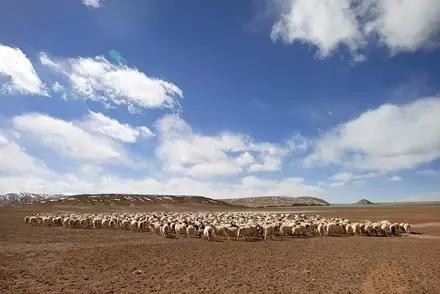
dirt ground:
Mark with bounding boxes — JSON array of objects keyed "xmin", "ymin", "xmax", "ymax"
[{"xmin": 1, "ymin": 204, "xmax": 440, "ymax": 294}]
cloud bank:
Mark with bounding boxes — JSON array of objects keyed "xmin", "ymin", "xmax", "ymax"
[
  {"xmin": 271, "ymin": 0, "xmax": 440, "ymax": 58},
  {"xmin": 0, "ymin": 44, "xmax": 47, "ymax": 95},
  {"xmin": 306, "ymin": 97, "xmax": 440, "ymax": 172},
  {"xmin": 40, "ymin": 53, "xmax": 183, "ymax": 111}
]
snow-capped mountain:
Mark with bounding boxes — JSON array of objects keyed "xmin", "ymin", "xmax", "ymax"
[{"xmin": 0, "ymin": 192, "xmax": 55, "ymax": 206}]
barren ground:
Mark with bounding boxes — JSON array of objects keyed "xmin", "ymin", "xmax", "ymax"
[{"xmin": 1, "ymin": 204, "xmax": 440, "ymax": 293}]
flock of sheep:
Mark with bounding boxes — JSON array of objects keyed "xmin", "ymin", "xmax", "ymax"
[{"xmin": 24, "ymin": 211, "xmax": 411, "ymax": 241}]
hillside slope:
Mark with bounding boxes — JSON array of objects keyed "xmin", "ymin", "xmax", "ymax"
[
  {"xmin": 0, "ymin": 193, "xmax": 233, "ymax": 208},
  {"xmin": 0, "ymin": 193, "xmax": 58, "ymax": 206},
  {"xmin": 221, "ymin": 196, "xmax": 329, "ymax": 207},
  {"xmin": 356, "ymin": 199, "xmax": 375, "ymax": 205}
]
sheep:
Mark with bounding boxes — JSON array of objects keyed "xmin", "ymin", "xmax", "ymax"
[
  {"xmin": 68, "ymin": 218, "xmax": 76, "ymax": 229},
  {"xmin": 325, "ymin": 223, "xmax": 338, "ymax": 236},
  {"xmin": 52, "ymin": 217, "xmax": 62, "ymax": 226},
  {"xmin": 151, "ymin": 222, "xmax": 161, "ymax": 234},
  {"xmin": 351, "ymin": 223, "xmax": 360, "ymax": 235},
  {"xmin": 213, "ymin": 225, "xmax": 228, "ymax": 240},
  {"xmin": 92, "ymin": 218, "xmax": 102, "ymax": 229},
  {"xmin": 62, "ymin": 217, "xmax": 70, "ymax": 228},
  {"xmin": 346, "ymin": 224, "xmax": 354, "ymax": 235},
  {"xmin": 279, "ymin": 223, "xmax": 293, "ymax": 237},
  {"xmin": 292, "ymin": 224, "xmax": 310, "ymax": 237},
  {"xmin": 317, "ymin": 223, "xmax": 325, "ymax": 236},
  {"xmin": 203, "ymin": 226, "xmax": 216, "ymax": 241},
  {"xmin": 101, "ymin": 218, "xmax": 110, "ymax": 228},
  {"xmin": 263, "ymin": 223, "xmax": 280, "ymax": 240},
  {"xmin": 380, "ymin": 223, "xmax": 391, "ymax": 236},
  {"xmin": 390, "ymin": 223, "xmax": 400, "ymax": 235},
  {"xmin": 373, "ymin": 223, "xmax": 384, "ymax": 236},
  {"xmin": 364, "ymin": 224, "xmax": 375, "ymax": 236},
  {"xmin": 160, "ymin": 223, "xmax": 174, "ymax": 238},
  {"xmin": 130, "ymin": 220, "xmax": 139, "ymax": 231},
  {"xmin": 138, "ymin": 220, "xmax": 149, "ymax": 232},
  {"xmin": 174, "ymin": 223, "xmax": 187, "ymax": 236},
  {"xmin": 80, "ymin": 218, "xmax": 92, "ymax": 229},
  {"xmin": 29, "ymin": 216, "xmax": 38, "ymax": 225},
  {"xmin": 186, "ymin": 225, "xmax": 199, "ymax": 237},
  {"xmin": 22, "ymin": 211, "xmax": 412, "ymax": 242},
  {"xmin": 223, "ymin": 225, "xmax": 239, "ymax": 240},
  {"xmin": 122, "ymin": 219, "xmax": 131, "ymax": 230},
  {"xmin": 237, "ymin": 225, "xmax": 263, "ymax": 241}
]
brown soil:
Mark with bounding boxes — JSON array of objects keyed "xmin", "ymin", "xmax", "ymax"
[{"xmin": 1, "ymin": 204, "xmax": 440, "ymax": 293}]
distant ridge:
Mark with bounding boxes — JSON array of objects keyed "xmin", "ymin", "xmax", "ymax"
[
  {"xmin": 0, "ymin": 193, "xmax": 329, "ymax": 208},
  {"xmin": 356, "ymin": 199, "xmax": 374, "ymax": 205},
  {"xmin": 221, "ymin": 196, "xmax": 329, "ymax": 208},
  {"xmin": 0, "ymin": 192, "xmax": 57, "ymax": 206},
  {"xmin": 0, "ymin": 193, "xmax": 232, "ymax": 207}
]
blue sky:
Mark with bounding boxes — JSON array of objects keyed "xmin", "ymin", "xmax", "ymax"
[{"xmin": 0, "ymin": 0, "xmax": 439, "ymax": 202}]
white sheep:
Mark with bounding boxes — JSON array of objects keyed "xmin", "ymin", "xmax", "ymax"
[
  {"xmin": 203, "ymin": 226, "xmax": 216, "ymax": 241},
  {"xmin": 186, "ymin": 225, "xmax": 199, "ymax": 237}
]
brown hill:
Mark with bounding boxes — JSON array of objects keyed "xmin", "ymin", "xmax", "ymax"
[
  {"xmin": 0, "ymin": 193, "xmax": 233, "ymax": 209},
  {"xmin": 356, "ymin": 199, "xmax": 375, "ymax": 205},
  {"xmin": 221, "ymin": 196, "xmax": 329, "ymax": 208}
]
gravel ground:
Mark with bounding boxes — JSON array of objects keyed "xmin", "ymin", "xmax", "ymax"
[{"xmin": 1, "ymin": 204, "xmax": 439, "ymax": 294}]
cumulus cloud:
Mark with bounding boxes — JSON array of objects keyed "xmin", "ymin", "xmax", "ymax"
[
  {"xmin": 82, "ymin": 0, "xmax": 101, "ymax": 8},
  {"xmin": 13, "ymin": 113, "xmax": 123, "ymax": 162},
  {"xmin": 416, "ymin": 169, "xmax": 440, "ymax": 177},
  {"xmin": 365, "ymin": 0, "xmax": 440, "ymax": 53},
  {"xmin": 51, "ymin": 81, "xmax": 67, "ymax": 100},
  {"xmin": 234, "ymin": 176, "xmax": 322, "ymax": 197},
  {"xmin": 0, "ymin": 133, "xmax": 49, "ymax": 176},
  {"xmin": 0, "ymin": 130, "xmax": 322, "ymax": 196},
  {"xmin": 271, "ymin": 0, "xmax": 363, "ymax": 57},
  {"xmin": 0, "ymin": 170, "xmax": 323, "ymax": 197},
  {"xmin": 306, "ymin": 97, "xmax": 440, "ymax": 172},
  {"xmin": 155, "ymin": 114, "xmax": 292, "ymax": 177},
  {"xmin": 328, "ymin": 171, "xmax": 377, "ymax": 187},
  {"xmin": 0, "ymin": 44, "xmax": 47, "ymax": 95},
  {"xmin": 270, "ymin": 0, "xmax": 440, "ymax": 58},
  {"xmin": 80, "ymin": 111, "xmax": 154, "ymax": 143},
  {"xmin": 39, "ymin": 53, "xmax": 182, "ymax": 111},
  {"xmin": 388, "ymin": 175, "xmax": 402, "ymax": 182}
]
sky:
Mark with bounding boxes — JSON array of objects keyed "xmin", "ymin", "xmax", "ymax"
[{"xmin": 0, "ymin": 0, "xmax": 440, "ymax": 203}]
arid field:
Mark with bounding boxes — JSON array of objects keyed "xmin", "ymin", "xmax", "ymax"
[{"xmin": 1, "ymin": 203, "xmax": 440, "ymax": 294}]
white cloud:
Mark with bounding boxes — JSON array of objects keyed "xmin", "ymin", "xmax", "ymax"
[
  {"xmin": 234, "ymin": 176, "xmax": 322, "ymax": 197},
  {"xmin": 416, "ymin": 169, "xmax": 440, "ymax": 177},
  {"xmin": 286, "ymin": 133, "xmax": 309, "ymax": 152},
  {"xmin": 12, "ymin": 113, "xmax": 123, "ymax": 162},
  {"xmin": 388, "ymin": 175, "xmax": 402, "ymax": 182},
  {"xmin": 82, "ymin": 0, "xmax": 101, "ymax": 8},
  {"xmin": 271, "ymin": 0, "xmax": 364, "ymax": 57},
  {"xmin": 0, "ymin": 171, "xmax": 322, "ymax": 198},
  {"xmin": 155, "ymin": 114, "xmax": 292, "ymax": 177},
  {"xmin": 270, "ymin": 0, "xmax": 440, "ymax": 58},
  {"xmin": 306, "ymin": 97, "xmax": 440, "ymax": 172},
  {"xmin": 0, "ymin": 44, "xmax": 47, "ymax": 95},
  {"xmin": 0, "ymin": 133, "xmax": 49, "ymax": 176},
  {"xmin": 51, "ymin": 81, "xmax": 67, "ymax": 100},
  {"xmin": 0, "ymin": 131, "xmax": 321, "ymax": 196},
  {"xmin": 365, "ymin": 0, "xmax": 440, "ymax": 53},
  {"xmin": 80, "ymin": 111, "xmax": 154, "ymax": 143},
  {"xmin": 39, "ymin": 53, "xmax": 182, "ymax": 111},
  {"xmin": 328, "ymin": 171, "xmax": 377, "ymax": 187},
  {"xmin": 401, "ymin": 191, "xmax": 440, "ymax": 202}
]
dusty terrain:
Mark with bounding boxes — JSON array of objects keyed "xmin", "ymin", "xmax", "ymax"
[{"xmin": 1, "ymin": 204, "xmax": 440, "ymax": 293}]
